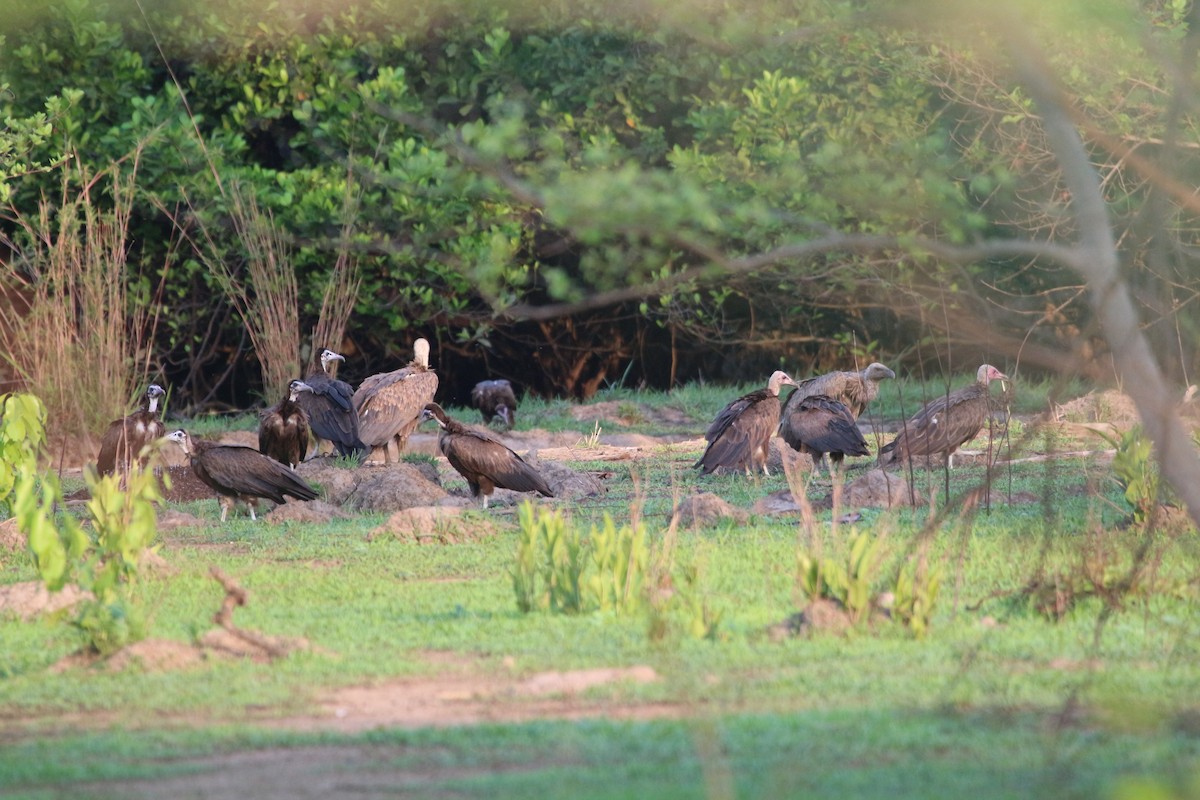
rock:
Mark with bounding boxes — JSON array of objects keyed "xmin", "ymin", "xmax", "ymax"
[
  {"xmin": 157, "ymin": 508, "xmax": 206, "ymax": 531},
  {"xmin": 674, "ymin": 492, "xmax": 748, "ymax": 526},
  {"xmin": 350, "ymin": 464, "xmax": 449, "ymax": 512},
  {"xmin": 536, "ymin": 460, "xmax": 606, "ymax": 501}
]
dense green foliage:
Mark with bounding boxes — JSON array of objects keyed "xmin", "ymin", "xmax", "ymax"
[{"xmin": 2, "ymin": 0, "xmax": 1199, "ymax": 406}]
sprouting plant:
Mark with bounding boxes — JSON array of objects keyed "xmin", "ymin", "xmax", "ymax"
[
  {"xmin": 798, "ymin": 531, "xmax": 884, "ymax": 626},
  {"xmin": 892, "ymin": 559, "xmax": 942, "ymax": 639},
  {"xmin": 3, "ymin": 392, "xmax": 165, "ymax": 655},
  {"xmin": 588, "ymin": 514, "xmax": 648, "ymax": 614},
  {"xmin": 1095, "ymin": 425, "xmax": 1162, "ymax": 526},
  {"xmin": 577, "ymin": 420, "xmax": 603, "ymax": 449},
  {"xmin": 512, "ymin": 502, "xmax": 649, "ymax": 617}
]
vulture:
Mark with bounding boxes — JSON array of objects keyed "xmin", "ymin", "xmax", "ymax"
[
  {"xmin": 353, "ymin": 338, "xmax": 439, "ymax": 463},
  {"xmin": 419, "ymin": 402, "xmax": 553, "ymax": 509},
  {"xmin": 778, "ymin": 394, "xmax": 870, "ymax": 474},
  {"xmin": 258, "ymin": 379, "xmax": 313, "ymax": 469},
  {"xmin": 294, "ymin": 348, "xmax": 367, "ymax": 461},
  {"xmin": 166, "ymin": 429, "xmax": 319, "ymax": 521},
  {"xmin": 695, "ymin": 370, "xmax": 798, "ymax": 476},
  {"xmin": 879, "ymin": 364, "xmax": 1010, "ymax": 469},
  {"xmin": 780, "ymin": 361, "xmax": 896, "ymax": 425},
  {"xmin": 96, "ymin": 384, "xmax": 167, "ymax": 476},
  {"xmin": 471, "ymin": 379, "xmax": 518, "ymax": 430}
]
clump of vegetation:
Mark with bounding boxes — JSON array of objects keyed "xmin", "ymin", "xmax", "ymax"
[
  {"xmin": 1096, "ymin": 425, "xmax": 1166, "ymax": 528},
  {"xmin": 2, "ymin": 392, "xmax": 164, "ymax": 656},
  {"xmin": 512, "ymin": 502, "xmax": 647, "ymax": 616}
]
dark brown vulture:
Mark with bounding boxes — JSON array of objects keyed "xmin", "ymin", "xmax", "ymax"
[
  {"xmin": 471, "ymin": 379, "xmax": 518, "ymax": 430},
  {"xmin": 780, "ymin": 361, "xmax": 896, "ymax": 425},
  {"xmin": 96, "ymin": 384, "xmax": 167, "ymax": 476},
  {"xmin": 258, "ymin": 380, "xmax": 313, "ymax": 469},
  {"xmin": 879, "ymin": 364, "xmax": 1010, "ymax": 469},
  {"xmin": 419, "ymin": 402, "xmax": 553, "ymax": 509},
  {"xmin": 353, "ymin": 338, "xmax": 439, "ymax": 463},
  {"xmin": 778, "ymin": 394, "xmax": 871, "ymax": 473},
  {"xmin": 695, "ymin": 370, "xmax": 798, "ymax": 476},
  {"xmin": 294, "ymin": 348, "xmax": 367, "ymax": 461},
  {"xmin": 166, "ymin": 429, "xmax": 319, "ymax": 521}
]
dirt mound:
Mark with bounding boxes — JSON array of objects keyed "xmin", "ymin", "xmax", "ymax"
[
  {"xmin": 367, "ymin": 506, "xmax": 501, "ymax": 543},
  {"xmin": 674, "ymin": 492, "xmax": 748, "ymax": 526},
  {"xmin": 1052, "ymin": 390, "xmax": 1141, "ymax": 427},
  {"xmin": 0, "ymin": 581, "xmax": 91, "ymax": 620},
  {"xmin": 570, "ymin": 400, "xmax": 696, "ymax": 429}
]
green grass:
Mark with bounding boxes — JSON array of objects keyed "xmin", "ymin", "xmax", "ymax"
[{"xmin": 3, "ymin": 381, "xmax": 1199, "ymax": 798}]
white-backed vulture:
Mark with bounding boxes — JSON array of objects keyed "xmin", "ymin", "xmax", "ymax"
[
  {"xmin": 879, "ymin": 364, "xmax": 1010, "ymax": 469},
  {"xmin": 353, "ymin": 338, "xmax": 439, "ymax": 463},
  {"xmin": 96, "ymin": 384, "xmax": 167, "ymax": 476},
  {"xmin": 419, "ymin": 402, "xmax": 553, "ymax": 508},
  {"xmin": 778, "ymin": 394, "xmax": 870, "ymax": 473},
  {"xmin": 258, "ymin": 379, "xmax": 313, "ymax": 469},
  {"xmin": 695, "ymin": 370, "xmax": 798, "ymax": 476},
  {"xmin": 166, "ymin": 429, "xmax": 319, "ymax": 521},
  {"xmin": 780, "ymin": 362, "xmax": 895, "ymax": 425},
  {"xmin": 471, "ymin": 379, "xmax": 518, "ymax": 430},
  {"xmin": 294, "ymin": 348, "xmax": 367, "ymax": 460}
]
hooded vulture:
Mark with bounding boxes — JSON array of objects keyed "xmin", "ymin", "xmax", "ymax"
[
  {"xmin": 294, "ymin": 348, "xmax": 367, "ymax": 461},
  {"xmin": 420, "ymin": 402, "xmax": 553, "ymax": 508},
  {"xmin": 695, "ymin": 370, "xmax": 798, "ymax": 476},
  {"xmin": 353, "ymin": 338, "xmax": 439, "ymax": 463},
  {"xmin": 778, "ymin": 394, "xmax": 870, "ymax": 474},
  {"xmin": 258, "ymin": 379, "xmax": 313, "ymax": 469},
  {"xmin": 471, "ymin": 379, "xmax": 518, "ymax": 430},
  {"xmin": 167, "ymin": 429, "xmax": 319, "ymax": 521},
  {"xmin": 96, "ymin": 384, "xmax": 167, "ymax": 476},
  {"xmin": 879, "ymin": 364, "xmax": 1010, "ymax": 469}
]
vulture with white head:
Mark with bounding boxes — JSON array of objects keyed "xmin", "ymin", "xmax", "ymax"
[
  {"xmin": 695, "ymin": 370, "xmax": 798, "ymax": 476},
  {"xmin": 353, "ymin": 338, "xmax": 439, "ymax": 463},
  {"xmin": 167, "ymin": 429, "xmax": 318, "ymax": 521},
  {"xmin": 96, "ymin": 384, "xmax": 167, "ymax": 476},
  {"xmin": 879, "ymin": 364, "xmax": 1010, "ymax": 469},
  {"xmin": 471, "ymin": 379, "xmax": 518, "ymax": 430},
  {"xmin": 258, "ymin": 379, "xmax": 313, "ymax": 469},
  {"xmin": 420, "ymin": 402, "xmax": 553, "ymax": 508},
  {"xmin": 294, "ymin": 348, "xmax": 367, "ymax": 460}
]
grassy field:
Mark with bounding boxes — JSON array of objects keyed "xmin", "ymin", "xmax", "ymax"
[{"xmin": 2, "ymin": 378, "xmax": 1199, "ymax": 799}]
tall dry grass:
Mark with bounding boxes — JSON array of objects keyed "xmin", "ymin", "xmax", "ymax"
[
  {"xmin": 309, "ymin": 195, "xmax": 363, "ymax": 366},
  {"xmin": 0, "ymin": 161, "xmax": 160, "ymax": 445},
  {"xmin": 193, "ymin": 183, "xmax": 301, "ymax": 401}
]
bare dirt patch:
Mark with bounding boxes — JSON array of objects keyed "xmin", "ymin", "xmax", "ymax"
[{"xmin": 0, "ymin": 581, "xmax": 91, "ymax": 621}]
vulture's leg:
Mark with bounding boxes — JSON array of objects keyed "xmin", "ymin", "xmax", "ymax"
[
  {"xmin": 481, "ymin": 493, "xmax": 489, "ymax": 510},
  {"xmin": 218, "ymin": 497, "xmax": 231, "ymax": 523},
  {"xmin": 386, "ymin": 437, "xmax": 400, "ymax": 464},
  {"xmin": 248, "ymin": 500, "xmax": 258, "ymax": 521}
]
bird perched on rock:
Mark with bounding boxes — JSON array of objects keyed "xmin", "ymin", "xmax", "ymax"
[
  {"xmin": 96, "ymin": 384, "xmax": 167, "ymax": 476},
  {"xmin": 166, "ymin": 429, "xmax": 319, "ymax": 521},
  {"xmin": 696, "ymin": 370, "xmax": 798, "ymax": 476},
  {"xmin": 471, "ymin": 379, "xmax": 518, "ymax": 430},
  {"xmin": 295, "ymin": 348, "xmax": 367, "ymax": 461},
  {"xmin": 419, "ymin": 402, "xmax": 553, "ymax": 509},
  {"xmin": 778, "ymin": 394, "xmax": 870, "ymax": 474},
  {"xmin": 258, "ymin": 380, "xmax": 313, "ymax": 469},
  {"xmin": 879, "ymin": 364, "xmax": 1010, "ymax": 469},
  {"xmin": 353, "ymin": 338, "xmax": 439, "ymax": 463}
]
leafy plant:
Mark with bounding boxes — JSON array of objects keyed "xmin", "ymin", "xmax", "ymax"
[
  {"xmin": 2, "ymin": 391, "xmax": 163, "ymax": 655},
  {"xmin": 1096, "ymin": 425, "xmax": 1163, "ymax": 527},
  {"xmin": 797, "ymin": 531, "xmax": 885, "ymax": 626},
  {"xmin": 891, "ymin": 559, "xmax": 942, "ymax": 639},
  {"xmin": 512, "ymin": 502, "xmax": 648, "ymax": 616}
]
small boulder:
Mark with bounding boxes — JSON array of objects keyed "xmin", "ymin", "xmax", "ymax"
[
  {"xmin": 296, "ymin": 461, "xmax": 362, "ymax": 505},
  {"xmin": 842, "ymin": 469, "xmax": 912, "ymax": 508},
  {"xmin": 368, "ymin": 505, "xmax": 499, "ymax": 544},
  {"xmin": 266, "ymin": 498, "xmax": 351, "ymax": 524}
]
